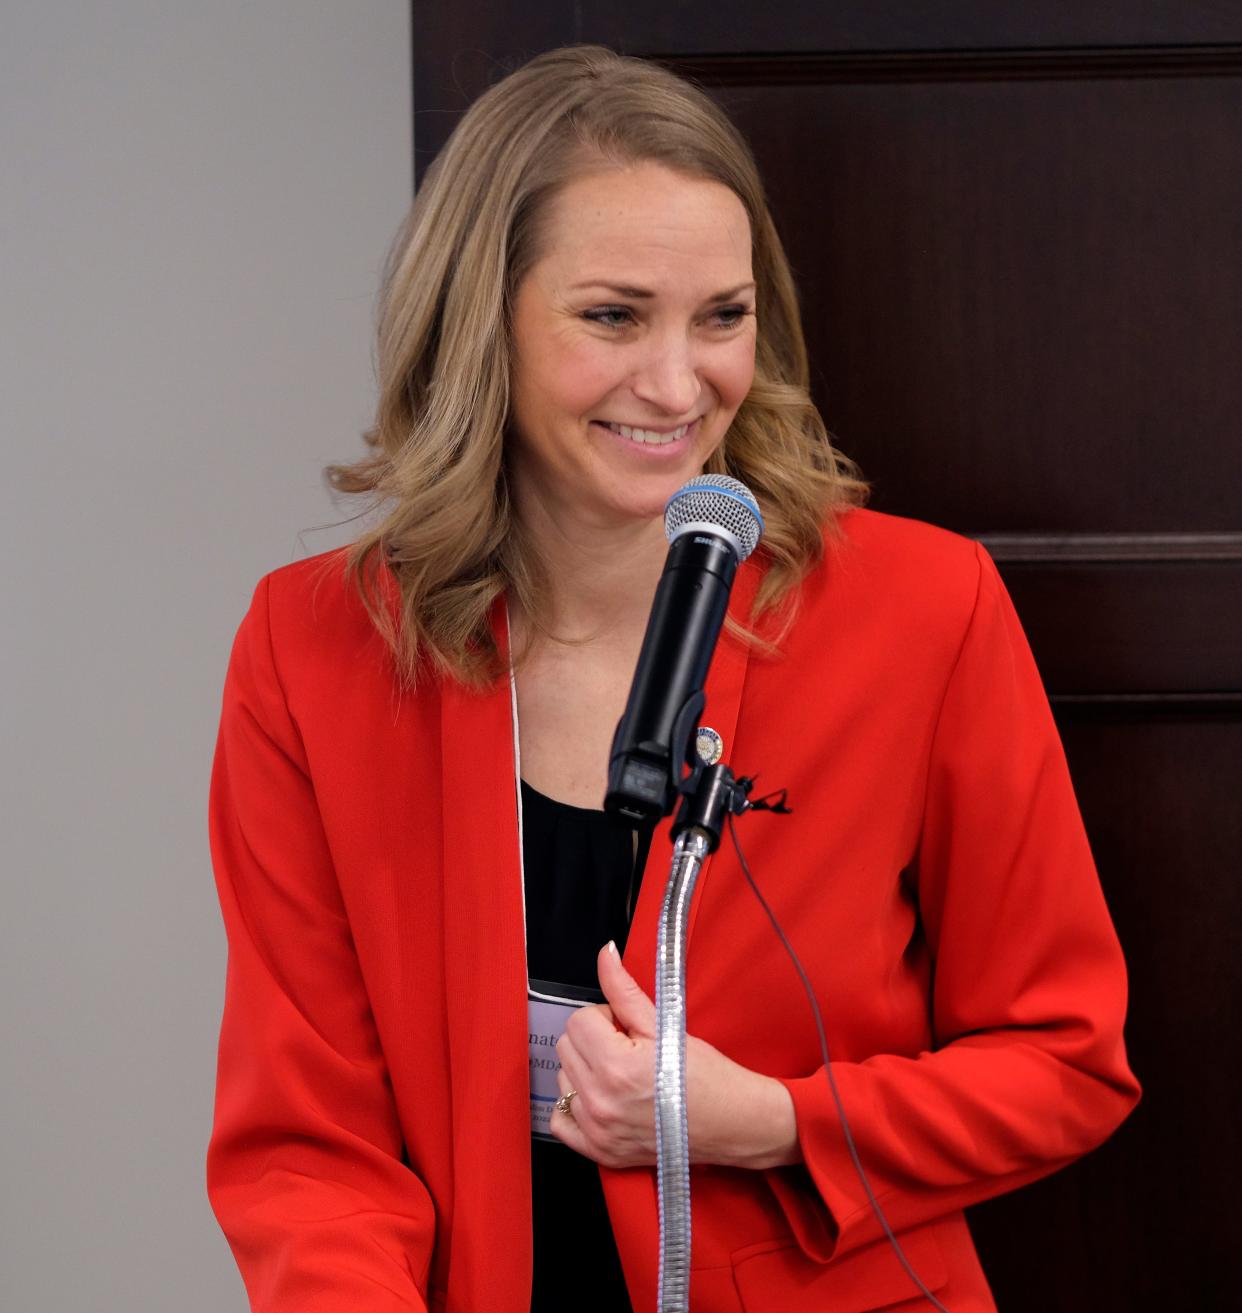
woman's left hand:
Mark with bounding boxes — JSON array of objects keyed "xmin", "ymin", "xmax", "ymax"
[{"xmin": 550, "ymin": 942, "xmax": 801, "ymax": 1171}]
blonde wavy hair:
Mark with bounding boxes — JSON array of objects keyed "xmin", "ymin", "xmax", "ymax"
[{"xmin": 328, "ymin": 44, "xmax": 866, "ymax": 687}]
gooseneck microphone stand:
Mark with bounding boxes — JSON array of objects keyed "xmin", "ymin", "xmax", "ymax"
[
  {"xmin": 601, "ymin": 472, "xmax": 771, "ymax": 1311},
  {"xmin": 654, "ymin": 763, "xmax": 752, "ymax": 1313}
]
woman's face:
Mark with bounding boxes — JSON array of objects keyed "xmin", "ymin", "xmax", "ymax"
[{"xmin": 508, "ymin": 161, "xmax": 756, "ymax": 528}]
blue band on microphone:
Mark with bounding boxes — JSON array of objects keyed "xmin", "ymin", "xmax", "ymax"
[{"xmin": 664, "ymin": 482, "xmax": 765, "ymax": 534}]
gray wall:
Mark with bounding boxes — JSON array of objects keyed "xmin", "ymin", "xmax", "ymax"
[{"xmin": 1, "ymin": 4, "xmax": 412, "ymax": 1307}]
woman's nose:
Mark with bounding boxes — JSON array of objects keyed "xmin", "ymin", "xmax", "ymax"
[{"xmin": 631, "ymin": 337, "xmax": 703, "ymax": 417}]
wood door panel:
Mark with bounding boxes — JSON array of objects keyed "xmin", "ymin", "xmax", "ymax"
[
  {"xmin": 575, "ymin": 1, "xmax": 1242, "ymax": 54},
  {"xmin": 695, "ymin": 68, "xmax": 1242, "ymax": 534},
  {"xmin": 996, "ymin": 559, "xmax": 1242, "ymax": 696},
  {"xmin": 411, "ymin": 6, "xmax": 1241, "ymax": 1304},
  {"xmin": 969, "ymin": 714, "xmax": 1241, "ymax": 1311}
]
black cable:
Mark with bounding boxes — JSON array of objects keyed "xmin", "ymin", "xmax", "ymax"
[{"xmin": 726, "ymin": 811, "xmax": 952, "ymax": 1313}]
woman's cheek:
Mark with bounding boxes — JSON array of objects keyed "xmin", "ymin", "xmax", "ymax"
[{"xmin": 720, "ymin": 334, "xmax": 757, "ymax": 407}]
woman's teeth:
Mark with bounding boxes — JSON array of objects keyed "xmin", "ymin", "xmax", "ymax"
[{"xmin": 606, "ymin": 421, "xmax": 689, "ymax": 445}]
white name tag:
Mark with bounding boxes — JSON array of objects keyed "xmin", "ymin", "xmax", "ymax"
[{"xmin": 528, "ymin": 978, "xmax": 605, "ymax": 1140}]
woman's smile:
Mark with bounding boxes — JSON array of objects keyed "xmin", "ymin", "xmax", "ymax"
[
  {"xmin": 598, "ymin": 419, "xmax": 693, "ymax": 444},
  {"xmin": 591, "ymin": 416, "xmax": 700, "ymax": 453}
]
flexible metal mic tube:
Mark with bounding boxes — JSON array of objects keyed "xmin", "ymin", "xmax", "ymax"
[{"xmin": 655, "ymin": 827, "xmax": 712, "ymax": 1313}]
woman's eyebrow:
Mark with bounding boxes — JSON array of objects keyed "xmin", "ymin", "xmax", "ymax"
[
  {"xmin": 705, "ymin": 282, "xmax": 757, "ymax": 303},
  {"xmin": 568, "ymin": 280, "xmax": 757, "ymax": 302}
]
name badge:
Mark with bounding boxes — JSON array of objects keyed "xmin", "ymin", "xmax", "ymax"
[{"xmin": 528, "ymin": 978, "xmax": 605, "ymax": 1140}]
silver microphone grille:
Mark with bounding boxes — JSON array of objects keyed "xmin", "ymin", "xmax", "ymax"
[{"xmin": 663, "ymin": 474, "xmax": 764, "ymax": 561}]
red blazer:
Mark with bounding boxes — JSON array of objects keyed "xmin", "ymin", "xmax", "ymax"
[{"xmin": 207, "ymin": 508, "xmax": 1139, "ymax": 1313}]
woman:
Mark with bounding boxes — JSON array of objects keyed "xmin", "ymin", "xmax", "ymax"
[{"xmin": 207, "ymin": 45, "xmax": 1139, "ymax": 1313}]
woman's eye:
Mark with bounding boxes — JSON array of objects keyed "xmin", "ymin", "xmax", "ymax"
[
  {"xmin": 583, "ymin": 306, "xmax": 634, "ymax": 328},
  {"xmin": 711, "ymin": 305, "xmax": 752, "ymax": 328},
  {"xmin": 581, "ymin": 304, "xmax": 753, "ymax": 330}
]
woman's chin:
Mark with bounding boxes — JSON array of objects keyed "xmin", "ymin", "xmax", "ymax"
[{"xmin": 596, "ymin": 474, "xmax": 704, "ymax": 527}]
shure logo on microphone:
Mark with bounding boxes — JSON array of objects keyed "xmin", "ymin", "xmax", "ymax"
[{"xmin": 693, "ymin": 535, "xmax": 716, "ymax": 546}]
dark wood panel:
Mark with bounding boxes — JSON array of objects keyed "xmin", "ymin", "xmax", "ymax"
[
  {"xmin": 411, "ymin": 7, "xmax": 575, "ymax": 177},
  {"xmin": 414, "ymin": 0, "xmax": 1242, "ymax": 63},
  {"xmin": 577, "ymin": 1, "xmax": 1242, "ymax": 55},
  {"xmin": 969, "ymin": 715, "xmax": 1242, "ymax": 1311},
  {"xmin": 980, "ymin": 532, "xmax": 1242, "ymax": 563},
  {"xmin": 719, "ymin": 74, "xmax": 1242, "ymax": 534},
  {"xmin": 413, "ymin": 39, "xmax": 1242, "ymax": 536},
  {"xmin": 412, "ymin": 13, "xmax": 1242, "ymax": 168},
  {"xmin": 996, "ymin": 560, "xmax": 1242, "ymax": 695},
  {"xmin": 1051, "ymin": 693, "xmax": 1242, "ymax": 719},
  {"xmin": 411, "ymin": 9, "xmax": 1241, "ymax": 1307},
  {"xmin": 670, "ymin": 46, "xmax": 1242, "ymax": 82}
]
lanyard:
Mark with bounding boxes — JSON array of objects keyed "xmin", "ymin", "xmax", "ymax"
[{"xmin": 507, "ymin": 650, "xmax": 530, "ymax": 961}]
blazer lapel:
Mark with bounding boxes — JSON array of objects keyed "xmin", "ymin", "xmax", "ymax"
[{"xmin": 439, "ymin": 609, "xmax": 532, "ymax": 1308}]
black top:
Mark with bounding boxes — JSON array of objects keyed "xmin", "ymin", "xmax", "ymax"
[{"xmin": 523, "ymin": 779, "xmax": 650, "ymax": 1313}]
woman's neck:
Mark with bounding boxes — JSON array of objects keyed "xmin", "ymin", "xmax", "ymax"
[{"xmin": 511, "ymin": 491, "xmax": 669, "ymax": 648}]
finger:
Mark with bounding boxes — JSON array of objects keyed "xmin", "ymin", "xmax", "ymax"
[
  {"xmin": 549, "ymin": 1069, "xmax": 596, "ymax": 1159},
  {"xmin": 549, "ymin": 1110, "xmax": 593, "ymax": 1158},
  {"xmin": 553, "ymin": 1064, "xmax": 578, "ymax": 1111},
  {"xmin": 554, "ymin": 1041, "xmax": 601, "ymax": 1126},
  {"xmin": 556, "ymin": 1019, "xmax": 596, "ymax": 1084},
  {"xmin": 564, "ymin": 1006, "xmax": 656, "ymax": 1108},
  {"xmin": 597, "ymin": 941, "xmax": 657, "ymax": 1039},
  {"xmin": 567, "ymin": 1002, "xmax": 634, "ymax": 1059},
  {"xmin": 555, "ymin": 1034, "xmax": 592, "ymax": 1109}
]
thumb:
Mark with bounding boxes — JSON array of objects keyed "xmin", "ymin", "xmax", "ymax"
[{"xmin": 597, "ymin": 941, "xmax": 656, "ymax": 1039}]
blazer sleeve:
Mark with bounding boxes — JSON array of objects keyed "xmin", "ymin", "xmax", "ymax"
[
  {"xmin": 207, "ymin": 575, "xmax": 435, "ymax": 1311},
  {"xmin": 766, "ymin": 542, "xmax": 1140, "ymax": 1263}
]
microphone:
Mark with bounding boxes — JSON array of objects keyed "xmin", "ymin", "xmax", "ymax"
[{"xmin": 603, "ymin": 474, "xmax": 764, "ymax": 826}]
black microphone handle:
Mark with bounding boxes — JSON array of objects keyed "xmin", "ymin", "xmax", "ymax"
[{"xmin": 603, "ymin": 531, "xmax": 739, "ymax": 825}]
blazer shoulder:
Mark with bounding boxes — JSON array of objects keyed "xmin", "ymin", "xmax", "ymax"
[
  {"xmin": 832, "ymin": 506, "xmax": 982, "ymax": 577},
  {"xmin": 244, "ymin": 547, "xmax": 396, "ymax": 692},
  {"xmin": 818, "ymin": 507, "xmax": 987, "ymax": 631},
  {"xmin": 261, "ymin": 546, "xmax": 359, "ymax": 621}
]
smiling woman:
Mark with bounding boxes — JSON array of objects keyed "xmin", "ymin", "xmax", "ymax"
[{"xmin": 206, "ymin": 44, "xmax": 1138, "ymax": 1313}]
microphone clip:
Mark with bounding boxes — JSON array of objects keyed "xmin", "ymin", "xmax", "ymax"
[
  {"xmin": 732, "ymin": 779, "xmax": 793, "ymax": 816},
  {"xmin": 671, "ymin": 766, "xmax": 792, "ymax": 852}
]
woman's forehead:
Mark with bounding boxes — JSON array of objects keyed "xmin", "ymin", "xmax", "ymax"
[{"xmin": 533, "ymin": 163, "xmax": 752, "ymax": 290}]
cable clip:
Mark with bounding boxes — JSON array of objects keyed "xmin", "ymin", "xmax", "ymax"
[{"xmin": 731, "ymin": 777, "xmax": 793, "ymax": 816}]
